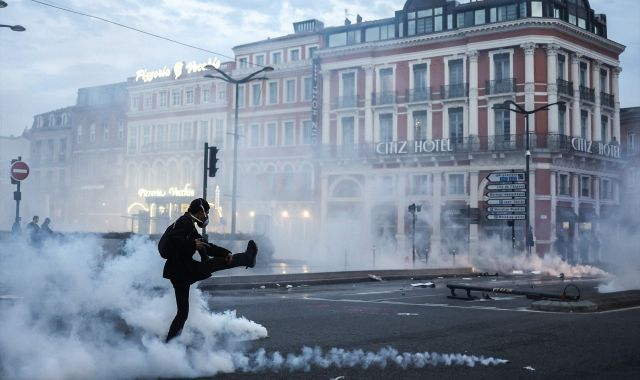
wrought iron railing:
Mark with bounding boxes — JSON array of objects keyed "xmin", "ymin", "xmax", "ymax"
[
  {"xmin": 440, "ymin": 83, "xmax": 468, "ymax": 99},
  {"xmin": 579, "ymin": 86, "xmax": 595, "ymax": 102},
  {"xmin": 406, "ymin": 88, "xmax": 432, "ymax": 102},
  {"xmin": 139, "ymin": 140, "xmax": 196, "ymax": 153},
  {"xmin": 334, "ymin": 95, "xmax": 359, "ymax": 109},
  {"xmin": 485, "ymin": 78, "xmax": 516, "ymax": 95},
  {"xmin": 557, "ymin": 79, "xmax": 573, "ymax": 97},
  {"xmin": 372, "ymin": 91, "xmax": 397, "ymax": 106},
  {"xmin": 600, "ymin": 92, "xmax": 615, "ymax": 108}
]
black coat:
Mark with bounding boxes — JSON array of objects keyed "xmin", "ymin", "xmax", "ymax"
[{"xmin": 159, "ymin": 213, "xmax": 231, "ymax": 285}]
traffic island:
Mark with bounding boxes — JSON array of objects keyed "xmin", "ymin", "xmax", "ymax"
[{"xmin": 530, "ymin": 290, "xmax": 640, "ymax": 312}]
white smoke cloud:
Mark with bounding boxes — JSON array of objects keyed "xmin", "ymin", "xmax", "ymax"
[{"xmin": 0, "ymin": 234, "xmax": 509, "ymax": 379}]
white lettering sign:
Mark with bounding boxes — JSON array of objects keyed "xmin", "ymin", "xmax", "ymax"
[
  {"xmin": 138, "ymin": 184, "xmax": 195, "ymax": 198},
  {"xmin": 168, "ymin": 184, "xmax": 195, "ymax": 197},
  {"xmin": 135, "ymin": 58, "xmax": 222, "ymax": 83},
  {"xmin": 376, "ymin": 139, "xmax": 454, "ymax": 155},
  {"xmin": 571, "ymin": 137, "xmax": 620, "ymax": 159}
]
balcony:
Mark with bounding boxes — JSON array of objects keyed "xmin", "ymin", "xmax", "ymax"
[
  {"xmin": 600, "ymin": 92, "xmax": 615, "ymax": 108},
  {"xmin": 372, "ymin": 91, "xmax": 397, "ymax": 106},
  {"xmin": 557, "ymin": 79, "xmax": 573, "ymax": 97},
  {"xmin": 579, "ymin": 86, "xmax": 595, "ymax": 102},
  {"xmin": 334, "ymin": 95, "xmax": 359, "ymax": 109},
  {"xmin": 440, "ymin": 83, "xmax": 468, "ymax": 100},
  {"xmin": 406, "ymin": 88, "xmax": 432, "ymax": 103},
  {"xmin": 485, "ymin": 78, "xmax": 516, "ymax": 95}
]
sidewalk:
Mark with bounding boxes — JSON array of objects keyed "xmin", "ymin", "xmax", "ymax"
[{"xmin": 199, "ymin": 267, "xmax": 475, "ymax": 290}]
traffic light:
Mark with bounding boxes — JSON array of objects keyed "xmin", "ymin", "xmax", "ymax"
[
  {"xmin": 208, "ymin": 146, "xmax": 219, "ymax": 177},
  {"xmin": 10, "ymin": 158, "xmax": 18, "ymax": 185}
]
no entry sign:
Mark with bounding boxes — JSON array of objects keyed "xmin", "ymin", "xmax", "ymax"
[{"xmin": 10, "ymin": 161, "xmax": 30, "ymax": 181}]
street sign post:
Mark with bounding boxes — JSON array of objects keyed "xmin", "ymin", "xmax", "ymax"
[
  {"xmin": 9, "ymin": 158, "xmax": 29, "ymax": 233},
  {"xmin": 485, "ymin": 170, "xmax": 526, "ymax": 221}
]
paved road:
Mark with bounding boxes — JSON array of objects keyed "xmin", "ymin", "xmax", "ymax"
[{"xmin": 185, "ymin": 274, "xmax": 640, "ymax": 380}]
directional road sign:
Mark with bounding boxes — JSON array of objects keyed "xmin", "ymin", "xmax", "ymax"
[
  {"xmin": 487, "ymin": 171, "xmax": 525, "ymax": 183},
  {"xmin": 487, "ymin": 206, "xmax": 525, "ymax": 213},
  {"xmin": 487, "ymin": 183, "xmax": 526, "ymax": 191},
  {"xmin": 487, "ymin": 191, "xmax": 526, "ymax": 198},
  {"xmin": 487, "ymin": 214, "xmax": 526, "ymax": 220},
  {"xmin": 487, "ymin": 198, "xmax": 526, "ymax": 205},
  {"xmin": 10, "ymin": 161, "xmax": 30, "ymax": 181}
]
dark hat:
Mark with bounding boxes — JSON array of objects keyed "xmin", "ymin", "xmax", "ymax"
[{"xmin": 188, "ymin": 198, "xmax": 210, "ymax": 213}]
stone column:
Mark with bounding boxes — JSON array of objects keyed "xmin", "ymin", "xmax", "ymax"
[
  {"xmin": 321, "ymin": 70, "xmax": 331, "ymax": 144},
  {"xmin": 571, "ymin": 54, "xmax": 582, "ymax": 137},
  {"xmin": 468, "ymin": 51, "xmax": 479, "ymax": 137},
  {"xmin": 546, "ymin": 44, "xmax": 560, "ymax": 134},
  {"xmin": 364, "ymin": 65, "xmax": 374, "ymax": 143},
  {"xmin": 612, "ymin": 67, "xmax": 622, "ymax": 140},
  {"xmin": 522, "ymin": 42, "xmax": 536, "ymax": 128},
  {"xmin": 550, "ymin": 171, "xmax": 557, "ymax": 242},
  {"xmin": 592, "ymin": 60, "xmax": 602, "ymax": 141}
]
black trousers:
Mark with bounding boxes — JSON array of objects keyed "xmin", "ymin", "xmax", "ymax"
[{"xmin": 165, "ymin": 252, "xmax": 253, "ymax": 342}]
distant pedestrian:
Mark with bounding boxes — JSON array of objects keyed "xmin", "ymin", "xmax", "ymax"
[
  {"xmin": 26, "ymin": 216, "xmax": 40, "ymax": 241},
  {"xmin": 40, "ymin": 217, "xmax": 53, "ymax": 238},
  {"xmin": 158, "ymin": 198, "xmax": 259, "ymax": 343}
]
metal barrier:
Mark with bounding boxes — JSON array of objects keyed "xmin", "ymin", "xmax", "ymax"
[{"xmin": 446, "ymin": 283, "xmax": 581, "ymax": 301}]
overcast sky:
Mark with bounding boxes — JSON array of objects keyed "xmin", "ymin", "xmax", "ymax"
[{"xmin": 0, "ymin": 0, "xmax": 638, "ymax": 137}]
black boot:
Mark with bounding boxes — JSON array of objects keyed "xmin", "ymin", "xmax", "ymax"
[{"xmin": 245, "ymin": 240, "xmax": 258, "ymax": 269}]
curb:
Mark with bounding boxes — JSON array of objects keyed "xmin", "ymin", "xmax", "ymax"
[
  {"xmin": 530, "ymin": 290, "xmax": 640, "ymax": 312},
  {"xmin": 199, "ymin": 267, "xmax": 475, "ymax": 290}
]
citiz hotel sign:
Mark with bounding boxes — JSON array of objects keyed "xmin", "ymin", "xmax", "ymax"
[
  {"xmin": 571, "ymin": 137, "xmax": 621, "ymax": 159},
  {"xmin": 376, "ymin": 139, "xmax": 454, "ymax": 155}
]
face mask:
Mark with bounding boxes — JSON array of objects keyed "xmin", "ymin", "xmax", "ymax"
[{"xmin": 190, "ymin": 203, "xmax": 209, "ymax": 228}]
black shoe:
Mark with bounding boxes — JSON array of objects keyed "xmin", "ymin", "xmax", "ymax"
[{"xmin": 245, "ymin": 240, "xmax": 258, "ymax": 269}]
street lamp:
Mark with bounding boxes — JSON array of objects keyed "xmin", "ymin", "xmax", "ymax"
[
  {"xmin": 0, "ymin": 24, "xmax": 25, "ymax": 31},
  {"xmin": 204, "ymin": 64, "xmax": 274, "ymax": 236},
  {"xmin": 408, "ymin": 203, "xmax": 422, "ymax": 266},
  {"xmin": 492, "ymin": 100, "xmax": 566, "ymax": 255}
]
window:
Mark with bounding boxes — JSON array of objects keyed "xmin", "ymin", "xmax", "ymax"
[
  {"xmin": 448, "ymin": 58, "xmax": 464, "ymax": 84},
  {"xmin": 255, "ymin": 54, "xmax": 265, "ymax": 66},
  {"xmin": 600, "ymin": 69, "xmax": 608, "ymax": 93},
  {"xmin": 412, "ymin": 174, "xmax": 430, "ymax": 195},
  {"xmin": 347, "ymin": 30, "xmax": 361, "ymax": 45},
  {"xmin": 307, "ymin": 46, "xmax": 318, "ymax": 58},
  {"xmin": 559, "ymin": 104, "xmax": 567, "ymax": 135},
  {"xmin": 118, "ymin": 121, "xmax": 124, "ymax": 141},
  {"xmin": 581, "ymin": 176, "xmax": 591, "ymax": 197},
  {"xmin": 103, "ymin": 124, "xmax": 110, "ymax": 142},
  {"xmin": 302, "ymin": 120, "xmax": 312, "ymax": 145},
  {"xmin": 267, "ymin": 123, "xmax": 277, "ymax": 146},
  {"xmin": 250, "ymin": 124, "xmax": 260, "ymax": 146},
  {"xmin": 493, "ymin": 53, "xmax": 510, "ymax": 80},
  {"xmin": 628, "ymin": 132, "xmax": 636, "ymax": 152},
  {"xmin": 558, "ymin": 174, "xmax": 570, "ymax": 196},
  {"xmin": 341, "ymin": 116, "xmax": 355, "ymax": 145},
  {"xmin": 239, "ymin": 57, "xmax": 248, "ymax": 69},
  {"xmin": 448, "ymin": 174, "xmax": 465, "ymax": 195},
  {"xmin": 303, "ymin": 77, "xmax": 312, "ymax": 101},
  {"xmin": 531, "ymin": 1, "xmax": 543, "ymax": 17},
  {"xmin": 413, "ymin": 111, "xmax": 427, "ymax": 140},
  {"xmin": 269, "ymin": 82, "xmax": 278, "ymax": 104},
  {"xmin": 601, "ymin": 115, "xmax": 609, "ymax": 142},
  {"xmin": 490, "ymin": 4, "xmax": 517, "ymax": 22},
  {"xmin": 285, "ymin": 79, "xmax": 296, "ymax": 102},
  {"xmin": 569, "ymin": 13, "xmax": 577, "ymax": 25},
  {"xmin": 159, "ymin": 91, "xmax": 168, "ymax": 107},
  {"xmin": 185, "ymin": 88, "xmax": 194, "ymax": 105},
  {"xmin": 413, "ymin": 63, "xmax": 428, "ymax": 90},
  {"xmin": 271, "ymin": 52, "xmax": 282, "ymax": 65},
  {"xmin": 144, "ymin": 95, "xmax": 152, "ymax": 109},
  {"xmin": 289, "ymin": 49, "xmax": 300, "ymax": 62},
  {"xmin": 252, "ymin": 83, "xmax": 261, "ymax": 106},
  {"xmin": 142, "ymin": 125, "xmax": 150, "ymax": 146},
  {"xmin": 127, "ymin": 126, "xmax": 136, "ymax": 151},
  {"xmin": 579, "ymin": 62, "xmax": 588, "ymax": 87},
  {"xmin": 407, "ymin": 7, "xmax": 443, "ymax": 35},
  {"xmin": 328, "ymin": 32, "xmax": 347, "ymax": 47},
  {"xmin": 90, "ymin": 124, "xmax": 96, "ymax": 143},
  {"xmin": 495, "ymin": 109, "xmax": 511, "ymax": 139},
  {"xmin": 557, "ymin": 54, "xmax": 566, "ymax": 80},
  {"xmin": 379, "ymin": 68, "xmax": 394, "ymax": 95},
  {"xmin": 202, "ymin": 89, "xmax": 210, "ymax": 103},
  {"xmin": 172, "ymin": 90, "xmax": 181, "ymax": 106},
  {"xmin": 217, "ymin": 86, "xmax": 226, "ymax": 102},
  {"xmin": 580, "ymin": 110, "xmax": 589, "ymax": 138},
  {"xmin": 58, "ymin": 138, "xmax": 66, "ymax": 162},
  {"xmin": 448, "ymin": 107, "xmax": 464, "ymax": 143},
  {"xmin": 365, "ymin": 26, "xmax": 380, "ymax": 42},
  {"xmin": 379, "ymin": 114, "xmax": 393, "ymax": 142},
  {"xmin": 214, "ymin": 120, "xmax": 224, "ymax": 145},
  {"xmin": 283, "ymin": 121, "xmax": 295, "ymax": 145},
  {"xmin": 342, "ymin": 72, "xmax": 356, "ymax": 98},
  {"xmin": 601, "ymin": 178, "xmax": 613, "ymax": 200}
]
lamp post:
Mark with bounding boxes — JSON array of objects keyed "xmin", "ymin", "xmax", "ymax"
[
  {"xmin": 408, "ymin": 203, "xmax": 422, "ymax": 266},
  {"xmin": 204, "ymin": 64, "xmax": 273, "ymax": 236},
  {"xmin": 492, "ymin": 100, "xmax": 565, "ymax": 255},
  {"xmin": 0, "ymin": 0, "xmax": 25, "ymax": 32}
]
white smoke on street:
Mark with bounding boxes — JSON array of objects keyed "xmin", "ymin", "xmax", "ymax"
[{"xmin": 0, "ymin": 234, "xmax": 509, "ymax": 379}]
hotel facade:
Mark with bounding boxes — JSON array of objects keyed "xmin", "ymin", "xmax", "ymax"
[{"xmin": 22, "ymin": 0, "xmax": 628, "ymax": 263}]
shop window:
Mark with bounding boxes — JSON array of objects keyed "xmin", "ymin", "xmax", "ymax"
[
  {"xmin": 580, "ymin": 176, "xmax": 591, "ymax": 198},
  {"xmin": 558, "ymin": 174, "xmax": 570, "ymax": 196}
]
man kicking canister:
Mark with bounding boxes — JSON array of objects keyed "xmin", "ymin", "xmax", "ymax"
[{"xmin": 158, "ymin": 198, "xmax": 258, "ymax": 342}]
